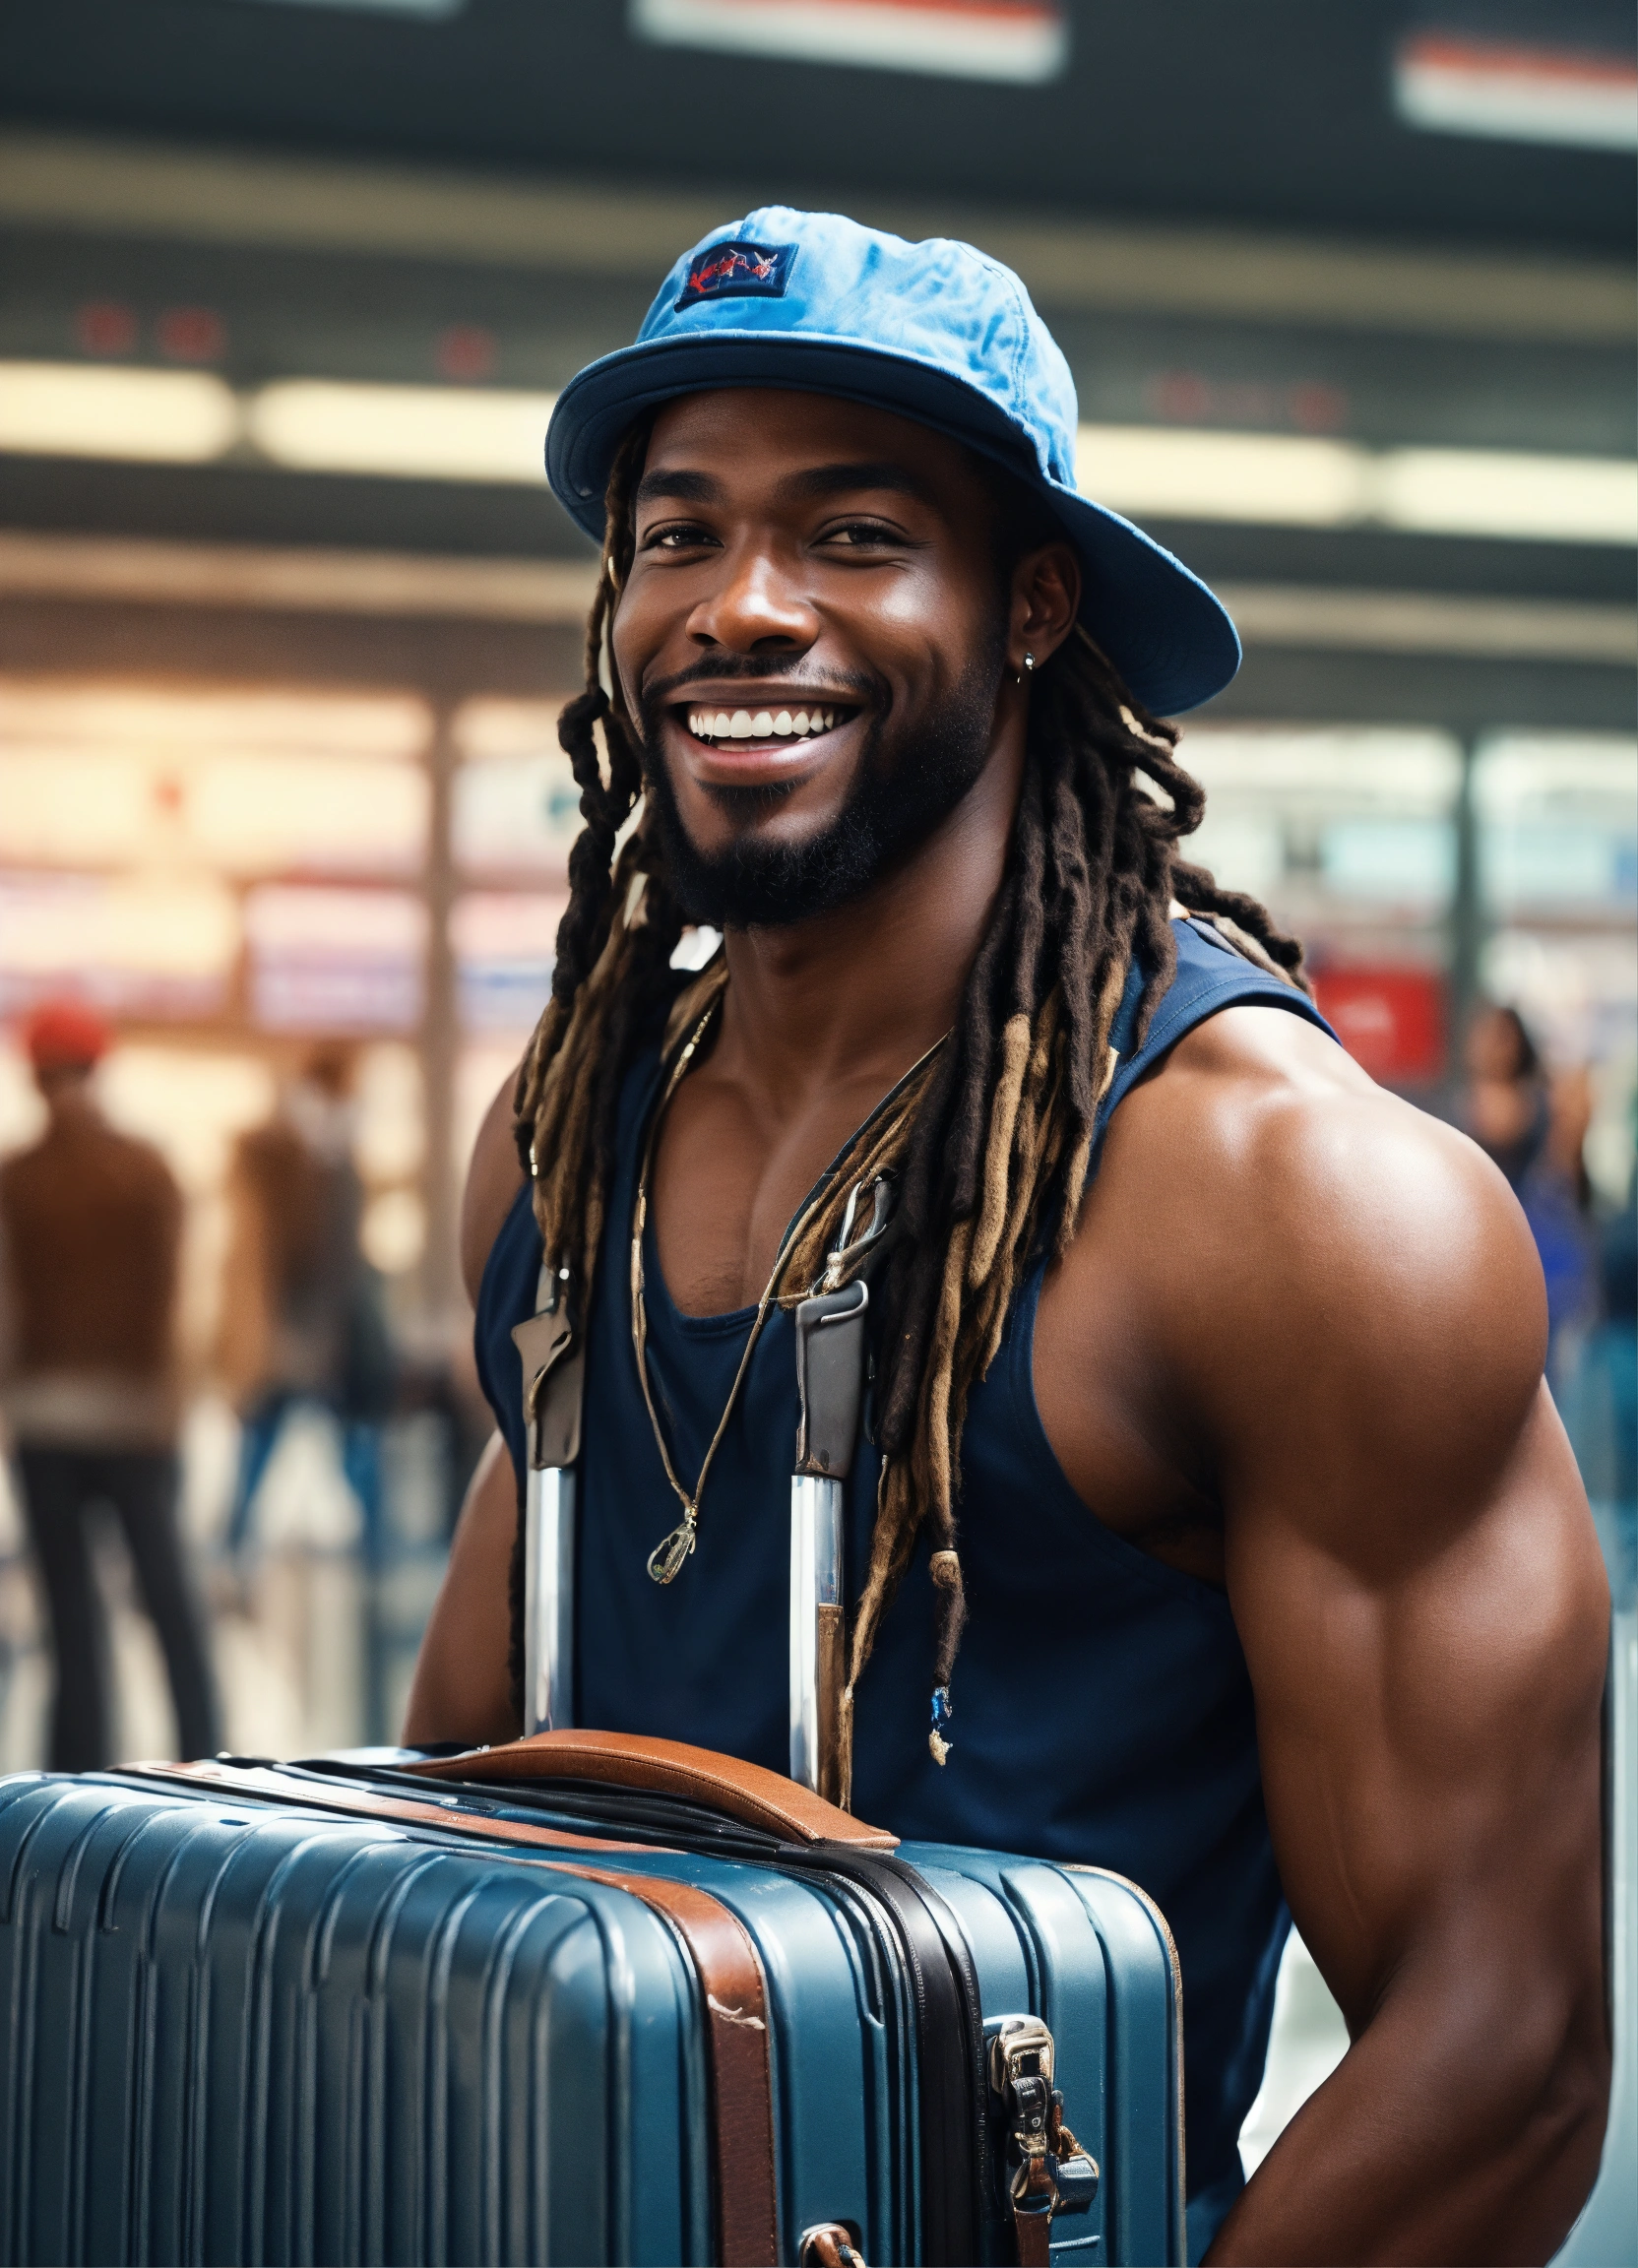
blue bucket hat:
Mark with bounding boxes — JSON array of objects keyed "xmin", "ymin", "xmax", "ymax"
[{"xmin": 546, "ymin": 207, "xmax": 1239, "ymax": 716}]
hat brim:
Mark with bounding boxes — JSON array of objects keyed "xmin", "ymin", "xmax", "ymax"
[{"xmin": 546, "ymin": 334, "xmax": 1241, "ymax": 717}]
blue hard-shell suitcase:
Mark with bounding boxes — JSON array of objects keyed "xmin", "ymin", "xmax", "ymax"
[{"xmin": 0, "ymin": 1733, "xmax": 1183, "ymax": 2266}]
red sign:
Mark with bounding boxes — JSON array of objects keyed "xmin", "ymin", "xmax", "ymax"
[{"xmin": 1309, "ymin": 967, "xmax": 1446, "ymax": 1086}]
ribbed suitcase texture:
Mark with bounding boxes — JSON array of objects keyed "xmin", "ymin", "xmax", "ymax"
[{"xmin": 0, "ymin": 1761, "xmax": 1182, "ymax": 2267}]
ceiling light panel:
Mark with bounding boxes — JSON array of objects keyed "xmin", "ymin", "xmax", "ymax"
[
  {"xmin": 247, "ymin": 380, "xmax": 556, "ymax": 482},
  {"xmin": 0, "ymin": 363, "xmax": 239, "ymax": 462},
  {"xmin": 1395, "ymin": 32, "xmax": 1638, "ymax": 152},
  {"xmin": 1076, "ymin": 423, "xmax": 1637, "ymax": 544},
  {"xmin": 630, "ymin": 0, "xmax": 1070, "ymax": 85}
]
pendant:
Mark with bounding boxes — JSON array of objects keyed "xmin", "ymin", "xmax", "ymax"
[{"xmin": 647, "ymin": 1509, "xmax": 698, "ymax": 1586}]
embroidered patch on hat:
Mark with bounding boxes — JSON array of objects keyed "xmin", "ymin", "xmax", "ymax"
[{"xmin": 675, "ymin": 239, "xmax": 797, "ymax": 309}]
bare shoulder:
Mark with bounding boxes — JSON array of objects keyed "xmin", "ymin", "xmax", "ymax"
[
  {"xmin": 1062, "ymin": 1001, "xmax": 1549, "ymax": 1511},
  {"xmin": 459, "ymin": 1065, "xmax": 527, "ymax": 1308}
]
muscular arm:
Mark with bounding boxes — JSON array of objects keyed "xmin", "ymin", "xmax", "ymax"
[
  {"xmin": 1104, "ymin": 1012, "xmax": 1609, "ymax": 2264},
  {"xmin": 404, "ymin": 1070, "xmax": 526, "ymax": 1743}
]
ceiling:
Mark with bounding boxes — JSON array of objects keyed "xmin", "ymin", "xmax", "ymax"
[{"xmin": 3, "ymin": 0, "xmax": 1633, "ymax": 257}]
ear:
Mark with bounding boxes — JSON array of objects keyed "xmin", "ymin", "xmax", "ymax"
[{"xmin": 1006, "ymin": 540, "xmax": 1080, "ymax": 675}]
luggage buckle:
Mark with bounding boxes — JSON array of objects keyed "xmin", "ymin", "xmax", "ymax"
[
  {"xmin": 988, "ymin": 2014, "xmax": 1099, "ymax": 2240},
  {"xmin": 798, "ymin": 2221, "xmax": 866, "ymax": 2267}
]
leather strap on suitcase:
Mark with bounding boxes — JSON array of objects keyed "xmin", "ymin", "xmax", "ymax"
[{"xmin": 134, "ymin": 1761, "xmax": 780, "ymax": 2268}]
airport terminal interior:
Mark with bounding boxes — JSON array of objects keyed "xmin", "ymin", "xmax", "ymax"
[{"xmin": 0, "ymin": 0, "xmax": 1633, "ymax": 2194}]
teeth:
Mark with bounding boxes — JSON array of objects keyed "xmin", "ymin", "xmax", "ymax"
[{"xmin": 686, "ymin": 704, "xmax": 842, "ymax": 740}]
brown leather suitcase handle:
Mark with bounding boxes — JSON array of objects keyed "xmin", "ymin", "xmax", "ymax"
[
  {"xmin": 135, "ymin": 1762, "xmax": 780, "ymax": 2266},
  {"xmin": 410, "ymin": 1729, "xmax": 899, "ymax": 1849}
]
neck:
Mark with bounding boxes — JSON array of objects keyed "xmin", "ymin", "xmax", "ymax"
[
  {"xmin": 45, "ymin": 1086, "xmax": 97, "ymax": 1131},
  {"xmin": 711, "ymin": 733, "xmax": 1025, "ymax": 1110}
]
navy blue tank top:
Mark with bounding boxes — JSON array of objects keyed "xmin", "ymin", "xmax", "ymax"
[{"xmin": 476, "ymin": 917, "xmax": 1333, "ymax": 2228}]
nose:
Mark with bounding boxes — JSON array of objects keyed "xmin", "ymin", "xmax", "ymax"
[{"xmin": 685, "ymin": 535, "xmax": 819, "ymax": 658}]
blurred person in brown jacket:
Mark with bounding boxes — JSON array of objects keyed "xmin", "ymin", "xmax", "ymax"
[
  {"xmin": 0, "ymin": 1002, "xmax": 220, "ymax": 1769},
  {"xmin": 217, "ymin": 1044, "xmax": 394, "ymax": 1566}
]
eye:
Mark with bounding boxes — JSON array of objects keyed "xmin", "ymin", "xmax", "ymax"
[
  {"xmin": 818, "ymin": 517, "xmax": 904, "ymax": 550},
  {"xmin": 641, "ymin": 519, "xmax": 719, "ymax": 552}
]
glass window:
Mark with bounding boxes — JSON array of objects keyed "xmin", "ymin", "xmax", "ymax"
[
  {"xmin": 1182, "ymin": 725, "xmax": 1461, "ymax": 931},
  {"xmin": 1478, "ymin": 734, "xmax": 1638, "ymax": 918}
]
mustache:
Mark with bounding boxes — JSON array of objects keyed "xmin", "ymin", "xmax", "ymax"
[{"xmin": 639, "ymin": 656, "xmax": 884, "ymax": 714}]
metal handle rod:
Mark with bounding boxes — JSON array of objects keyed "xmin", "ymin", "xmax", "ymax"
[
  {"xmin": 789, "ymin": 1475, "xmax": 843, "ymax": 1791},
  {"xmin": 524, "ymin": 1464, "xmax": 576, "ymax": 1735}
]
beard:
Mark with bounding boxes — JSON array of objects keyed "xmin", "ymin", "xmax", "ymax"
[{"xmin": 637, "ymin": 644, "xmax": 1006, "ymax": 930}]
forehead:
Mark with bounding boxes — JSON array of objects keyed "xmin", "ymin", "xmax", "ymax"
[{"xmin": 640, "ymin": 387, "xmax": 989, "ymax": 510}]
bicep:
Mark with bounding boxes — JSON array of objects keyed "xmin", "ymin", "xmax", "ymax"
[
  {"xmin": 1232, "ymin": 1381, "xmax": 1608, "ymax": 2027},
  {"xmin": 1215, "ymin": 1115, "xmax": 1605, "ymax": 1988},
  {"xmin": 403, "ymin": 1430, "xmax": 521, "ymax": 1746},
  {"xmin": 1146, "ymin": 1067, "xmax": 1610, "ymax": 2257}
]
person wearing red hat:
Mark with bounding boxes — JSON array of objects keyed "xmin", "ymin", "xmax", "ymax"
[{"xmin": 0, "ymin": 1001, "xmax": 220, "ymax": 1769}]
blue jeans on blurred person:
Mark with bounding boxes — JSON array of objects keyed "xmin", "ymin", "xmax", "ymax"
[{"xmin": 225, "ymin": 1391, "xmax": 384, "ymax": 1567}]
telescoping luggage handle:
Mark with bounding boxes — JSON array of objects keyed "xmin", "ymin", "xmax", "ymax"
[
  {"xmin": 789, "ymin": 1171, "xmax": 897, "ymax": 1798},
  {"xmin": 513, "ymin": 1173, "xmax": 894, "ymax": 1799},
  {"xmin": 511, "ymin": 1261, "xmax": 582, "ymax": 1737}
]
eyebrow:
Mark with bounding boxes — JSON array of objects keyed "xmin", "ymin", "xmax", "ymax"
[
  {"xmin": 633, "ymin": 467, "xmax": 721, "ymax": 509},
  {"xmin": 781, "ymin": 460, "xmax": 935, "ymax": 505},
  {"xmin": 633, "ymin": 459, "xmax": 935, "ymax": 512}
]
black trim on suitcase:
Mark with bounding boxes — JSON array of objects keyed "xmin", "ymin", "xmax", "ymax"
[{"xmin": 799, "ymin": 1848, "xmax": 987, "ymax": 2268}]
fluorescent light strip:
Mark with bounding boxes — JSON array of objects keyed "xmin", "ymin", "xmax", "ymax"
[
  {"xmin": 1395, "ymin": 34, "xmax": 1638, "ymax": 153},
  {"xmin": 0, "ymin": 362, "xmax": 240, "ymax": 462},
  {"xmin": 1077, "ymin": 424, "xmax": 1638, "ymax": 545},
  {"xmin": 247, "ymin": 380, "xmax": 556, "ymax": 483},
  {"xmin": 630, "ymin": 0, "xmax": 1071, "ymax": 85},
  {"xmin": 2, "ymin": 365, "xmax": 1633, "ymax": 545}
]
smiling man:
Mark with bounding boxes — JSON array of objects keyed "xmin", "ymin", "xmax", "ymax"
[{"xmin": 408, "ymin": 211, "xmax": 1610, "ymax": 2263}]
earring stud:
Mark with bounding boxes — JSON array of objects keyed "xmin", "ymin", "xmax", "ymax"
[{"xmin": 1023, "ymin": 651, "xmax": 1036, "ymax": 672}]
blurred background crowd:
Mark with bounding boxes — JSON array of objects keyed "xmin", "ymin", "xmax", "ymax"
[{"xmin": 0, "ymin": 0, "xmax": 1633, "ymax": 2177}]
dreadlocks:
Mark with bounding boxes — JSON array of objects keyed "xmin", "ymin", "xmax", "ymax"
[{"xmin": 510, "ymin": 418, "xmax": 1306, "ymax": 1799}]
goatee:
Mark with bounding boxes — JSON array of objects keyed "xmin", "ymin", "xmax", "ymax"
[{"xmin": 638, "ymin": 650, "xmax": 1004, "ymax": 930}]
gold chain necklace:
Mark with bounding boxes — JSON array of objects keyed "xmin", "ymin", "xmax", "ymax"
[{"xmin": 630, "ymin": 998, "xmax": 945, "ymax": 1586}]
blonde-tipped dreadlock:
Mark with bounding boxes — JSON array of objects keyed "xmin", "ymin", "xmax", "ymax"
[{"xmin": 507, "ymin": 424, "xmax": 1307, "ymax": 1781}]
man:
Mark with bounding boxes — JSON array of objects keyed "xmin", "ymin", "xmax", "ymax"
[
  {"xmin": 0, "ymin": 1001, "xmax": 220, "ymax": 1769},
  {"xmin": 407, "ymin": 212, "xmax": 1609, "ymax": 2262},
  {"xmin": 216, "ymin": 1042, "xmax": 394, "ymax": 1567}
]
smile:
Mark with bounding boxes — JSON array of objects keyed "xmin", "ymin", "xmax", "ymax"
[{"xmin": 681, "ymin": 703, "xmax": 853, "ymax": 744}]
